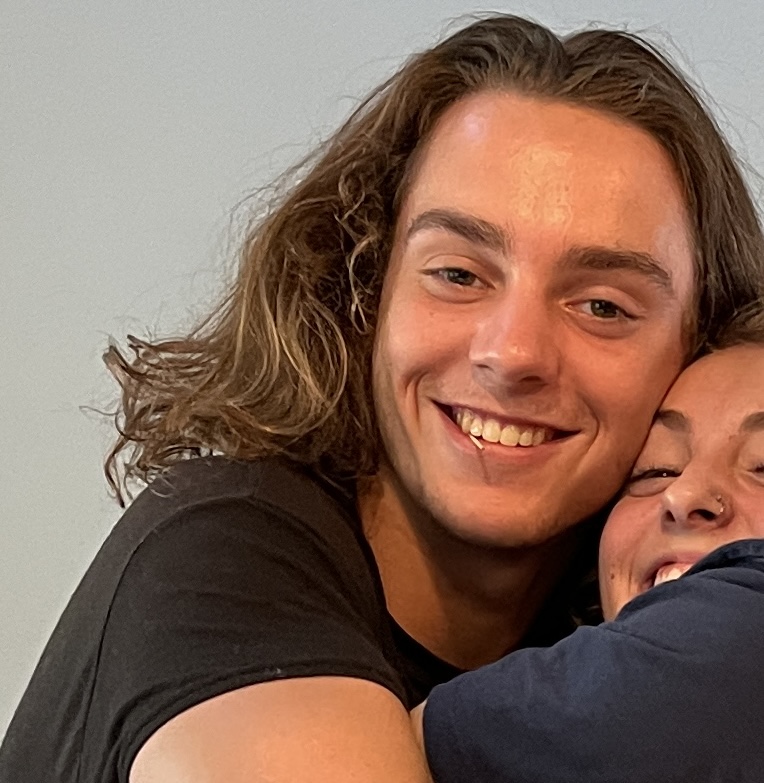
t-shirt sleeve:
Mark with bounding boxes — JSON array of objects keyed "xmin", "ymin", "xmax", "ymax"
[
  {"xmin": 423, "ymin": 567, "xmax": 764, "ymax": 783},
  {"xmin": 87, "ymin": 492, "xmax": 404, "ymax": 780}
]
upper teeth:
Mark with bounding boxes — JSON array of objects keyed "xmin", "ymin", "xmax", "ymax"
[
  {"xmin": 653, "ymin": 563, "xmax": 692, "ymax": 587},
  {"xmin": 455, "ymin": 408, "xmax": 550, "ymax": 447}
]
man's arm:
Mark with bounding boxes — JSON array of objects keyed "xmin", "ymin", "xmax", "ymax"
[
  {"xmin": 131, "ymin": 677, "xmax": 431, "ymax": 783},
  {"xmin": 411, "ymin": 701, "xmax": 426, "ymax": 755}
]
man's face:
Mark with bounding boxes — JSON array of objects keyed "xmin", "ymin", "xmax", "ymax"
[
  {"xmin": 600, "ymin": 345, "xmax": 764, "ymax": 620},
  {"xmin": 372, "ymin": 91, "xmax": 695, "ymax": 548}
]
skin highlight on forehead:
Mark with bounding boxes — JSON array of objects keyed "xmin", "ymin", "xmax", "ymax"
[{"xmin": 498, "ymin": 144, "xmax": 575, "ymax": 227}]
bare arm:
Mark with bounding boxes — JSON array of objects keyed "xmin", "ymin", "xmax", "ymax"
[
  {"xmin": 131, "ymin": 677, "xmax": 431, "ymax": 783},
  {"xmin": 411, "ymin": 701, "xmax": 426, "ymax": 754}
]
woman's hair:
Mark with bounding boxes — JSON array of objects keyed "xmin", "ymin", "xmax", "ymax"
[
  {"xmin": 712, "ymin": 301, "xmax": 764, "ymax": 349},
  {"xmin": 105, "ymin": 14, "xmax": 764, "ymax": 502}
]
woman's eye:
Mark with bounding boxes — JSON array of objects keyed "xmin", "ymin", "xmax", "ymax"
[
  {"xmin": 626, "ymin": 466, "xmax": 680, "ymax": 496},
  {"xmin": 630, "ymin": 468, "xmax": 679, "ymax": 482}
]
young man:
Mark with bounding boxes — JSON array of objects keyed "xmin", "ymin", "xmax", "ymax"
[
  {"xmin": 1, "ymin": 14, "xmax": 763, "ymax": 783},
  {"xmin": 416, "ymin": 311, "xmax": 764, "ymax": 782}
]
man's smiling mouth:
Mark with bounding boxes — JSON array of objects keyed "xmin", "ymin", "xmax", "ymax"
[{"xmin": 443, "ymin": 405, "xmax": 578, "ymax": 449}]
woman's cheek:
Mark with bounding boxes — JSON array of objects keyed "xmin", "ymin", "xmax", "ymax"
[{"xmin": 598, "ymin": 497, "xmax": 650, "ymax": 619}]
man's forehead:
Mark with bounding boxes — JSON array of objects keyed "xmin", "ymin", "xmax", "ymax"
[{"xmin": 404, "ymin": 102, "xmax": 687, "ymax": 224}]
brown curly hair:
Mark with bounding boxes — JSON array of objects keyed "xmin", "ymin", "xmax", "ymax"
[{"xmin": 105, "ymin": 14, "xmax": 764, "ymax": 504}]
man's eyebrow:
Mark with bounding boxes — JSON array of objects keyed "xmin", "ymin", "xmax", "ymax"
[
  {"xmin": 405, "ymin": 209, "xmax": 507, "ymax": 252},
  {"xmin": 405, "ymin": 216, "xmax": 675, "ymax": 293},
  {"xmin": 654, "ymin": 408, "xmax": 690, "ymax": 432},
  {"xmin": 741, "ymin": 411, "xmax": 764, "ymax": 433},
  {"xmin": 562, "ymin": 246, "xmax": 675, "ymax": 294}
]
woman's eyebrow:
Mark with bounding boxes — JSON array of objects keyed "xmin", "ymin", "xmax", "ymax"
[
  {"xmin": 741, "ymin": 411, "xmax": 764, "ymax": 433},
  {"xmin": 654, "ymin": 408, "xmax": 690, "ymax": 432}
]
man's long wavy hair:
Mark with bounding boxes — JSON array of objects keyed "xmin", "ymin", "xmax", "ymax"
[{"xmin": 105, "ymin": 14, "xmax": 764, "ymax": 504}]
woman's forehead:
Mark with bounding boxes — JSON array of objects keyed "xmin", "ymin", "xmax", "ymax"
[{"xmin": 661, "ymin": 344, "xmax": 764, "ymax": 423}]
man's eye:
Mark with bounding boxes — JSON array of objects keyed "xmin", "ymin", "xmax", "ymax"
[
  {"xmin": 434, "ymin": 268, "xmax": 479, "ymax": 287},
  {"xmin": 585, "ymin": 299, "xmax": 628, "ymax": 319}
]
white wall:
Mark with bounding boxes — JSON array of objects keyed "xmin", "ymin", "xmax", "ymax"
[{"xmin": 2, "ymin": 0, "xmax": 763, "ymax": 732}]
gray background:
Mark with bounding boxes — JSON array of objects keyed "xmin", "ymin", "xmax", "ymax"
[{"xmin": 2, "ymin": 0, "xmax": 763, "ymax": 733}]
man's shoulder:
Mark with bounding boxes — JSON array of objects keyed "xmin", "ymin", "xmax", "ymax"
[
  {"xmin": 87, "ymin": 456, "xmax": 365, "ymax": 594},
  {"xmin": 123, "ymin": 455, "xmax": 358, "ymax": 536}
]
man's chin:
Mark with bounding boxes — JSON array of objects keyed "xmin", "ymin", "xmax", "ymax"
[{"xmin": 424, "ymin": 500, "xmax": 572, "ymax": 552}]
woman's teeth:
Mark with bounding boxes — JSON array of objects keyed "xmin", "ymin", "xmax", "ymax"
[
  {"xmin": 455, "ymin": 408, "xmax": 549, "ymax": 447},
  {"xmin": 653, "ymin": 563, "xmax": 692, "ymax": 587}
]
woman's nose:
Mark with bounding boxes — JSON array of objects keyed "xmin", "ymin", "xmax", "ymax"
[{"xmin": 660, "ymin": 474, "xmax": 732, "ymax": 530}]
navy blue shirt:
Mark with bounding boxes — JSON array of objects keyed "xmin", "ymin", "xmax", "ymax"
[{"xmin": 424, "ymin": 539, "xmax": 764, "ymax": 783}]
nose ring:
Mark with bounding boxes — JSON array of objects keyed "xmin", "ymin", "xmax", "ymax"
[{"xmin": 715, "ymin": 495, "xmax": 726, "ymax": 516}]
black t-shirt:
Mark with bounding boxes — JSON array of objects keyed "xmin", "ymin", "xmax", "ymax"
[
  {"xmin": 0, "ymin": 457, "xmax": 463, "ymax": 783},
  {"xmin": 424, "ymin": 539, "xmax": 764, "ymax": 783}
]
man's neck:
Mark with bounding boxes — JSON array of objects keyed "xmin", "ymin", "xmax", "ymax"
[{"xmin": 358, "ymin": 467, "xmax": 579, "ymax": 670}]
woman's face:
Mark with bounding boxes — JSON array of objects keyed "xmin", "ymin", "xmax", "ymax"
[{"xmin": 599, "ymin": 344, "xmax": 764, "ymax": 620}]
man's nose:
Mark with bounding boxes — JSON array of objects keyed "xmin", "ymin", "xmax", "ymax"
[
  {"xmin": 660, "ymin": 470, "xmax": 732, "ymax": 530},
  {"xmin": 469, "ymin": 285, "xmax": 560, "ymax": 393}
]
